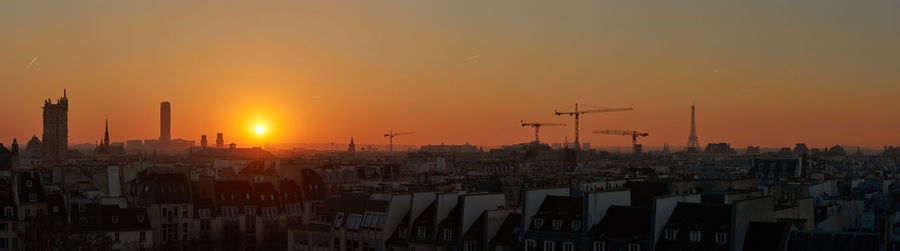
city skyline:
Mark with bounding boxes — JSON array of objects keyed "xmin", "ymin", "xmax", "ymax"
[{"xmin": 2, "ymin": 1, "xmax": 899, "ymax": 148}]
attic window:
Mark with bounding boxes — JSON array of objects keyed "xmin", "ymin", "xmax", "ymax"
[
  {"xmin": 270, "ymin": 194, "xmax": 274, "ymax": 200},
  {"xmin": 552, "ymin": 220, "xmax": 562, "ymax": 230},
  {"xmin": 112, "ymin": 216, "xmax": 119, "ymax": 224},
  {"xmin": 138, "ymin": 215, "xmax": 144, "ymax": 222},
  {"xmin": 690, "ymin": 231, "xmax": 702, "ymax": 242},
  {"xmin": 79, "ymin": 203, "xmax": 86, "ymax": 212},
  {"xmin": 28, "ymin": 193, "xmax": 36, "ymax": 202},
  {"xmin": 571, "ymin": 221, "xmax": 581, "ymax": 231},
  {"xmin": 79, "ymin": 218, "xmax": 87, "ymax": 228},
  {"xmin": 443, "ymin": 228, "xmax": 452, "ymax": 241},
  {"xmin": 25, "ymin": 180, "xmax": 32, "ymax": 187},
  {"xmin": 4, "ymin": 207, "xmax": 12, "ymax": 217},
  {"xmin": 665, "ymin": 229, "xmax": 678, "ymax": 240},
  {"xmin": 245, "ymin": 193, "xmax": 250, "ymax": 199},
  {"xmin": 715, "ymin": 232, "xmax": 727, "ymax": 244},
  {"xmin": 533, "ymin": 218, "xmax": 544, "ymax": 229},
  {"xmin": 260, "ymin": 195, "xmax": 265, "ymax": 201}
]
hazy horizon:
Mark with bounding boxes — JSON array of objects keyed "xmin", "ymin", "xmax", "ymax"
[{"xmin": 2, "ymin": 1, "xmax": 898, "ymax": 148}]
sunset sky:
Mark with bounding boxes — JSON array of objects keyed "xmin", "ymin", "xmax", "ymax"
[{"xmin": 1, "ymin": 1, "xmax": 898, "ymax": 149}]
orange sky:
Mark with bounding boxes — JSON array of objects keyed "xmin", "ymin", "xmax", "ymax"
[{"xmin": 1, "ymin": 1, "xmax": 898, "ymax": 149}]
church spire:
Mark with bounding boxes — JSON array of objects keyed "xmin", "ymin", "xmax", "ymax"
[{"xmin": 104, "ymin": 118, "xmax": 110, "ymax": 147}]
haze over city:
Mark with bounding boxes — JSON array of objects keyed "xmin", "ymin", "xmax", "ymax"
[{"xmin": 2, "ymin": 1, "xmax": 898, "ymax": 149}]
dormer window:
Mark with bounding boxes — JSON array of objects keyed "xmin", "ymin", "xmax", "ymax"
[
  {"xmin": 334, "ymin": 213, "xmax": 344, "ymax": 226},
  {"xmin": 398, "ymin": 227, "xmax": 408, "ymax": 239},
  {"xmin": 4, "ymin": 207, "xmax": 12, "ymax": 217},
  {"xmin": 79, "ymin": 203, "xmax": 86, "ymax": 212},
  {"xmin": 112, "ymin": 216, "xmax": 119, "ymax": 224},
  {"xmin": 28, "ymin": 193, "xmax": 36, "ymax": 202},
  {"xmin": 260, "ymin": 195, "xmax": 265, "ymax": 200},
  {"xmin": 138, "ymin": 215, "xmax": 145, "ymax": 222},
  {"xmin": 443, "ymin": 228, "xmax": 452, "ymax": 241},
  {"xmin": 552, "ymin": 220, "xmax": 563, "ymax": 230},
  {"xmin": 665, "ymin": 229, "xmax": 678, "ymax": 240},
  {"xmin": 79, "ymin": 218, "xmax": 87, "ymax": 228},
  {"xmin": 25, "ymin": 180, "xmax": 32, "ymax": 187},
  {"xmin": 571, "ymin": 221, "xmax": 581, "ymax": 231},
  {"xmin": 533, "ymin": 218, "xmax": 544, "ymax": 228},
  {"xmin": 417, "ymin": 226, "xmax": 426, "ymax": 238},
  {"xmin": 690, "ymin": 231, "xmax": 702, "ymax": 242},
  {"xmin": 715, "ymin": 232, "xmax": 727, "ymax": 244},
  {"xmin": 245, "ymin": 193, "xmax": 250, "ymax": 199}
]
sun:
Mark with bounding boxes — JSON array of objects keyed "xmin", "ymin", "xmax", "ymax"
[{"xmin": 255, "ymin": 125, "xmax": 265, "ymax": 134}]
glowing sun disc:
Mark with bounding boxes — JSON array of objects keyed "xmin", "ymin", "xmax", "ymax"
[{"xmin": 255, "ymin": 125, "xmax": 265, "ymax": 134}]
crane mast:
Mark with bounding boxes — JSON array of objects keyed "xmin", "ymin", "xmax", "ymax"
[
  {"xmin": 520, "ymin": 121, "xmax": 566, "ymax": 143},
  {"xmin": 593, "ymin": 130, "xmax": 649, "ymax": 154},
  {"xmin": 555, "ymin": 103, "xmax": 632, "ymax": 151},
  {"xmin": 384, "ymin": 130, "xmax": 414, "ymax": 153}
]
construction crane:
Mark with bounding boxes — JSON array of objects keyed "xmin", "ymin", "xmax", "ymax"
[
  {"xmin": 593, "ymin": 130, "xmax": 649, "ymax": 154},
  {"xmin": 520, "ymin": 121, "xmax": 566, "ymax": 143},
  {"xmin": 555, "ymin": 103, "xmax": 633, "ymax": 150},
  {"xmin": 384, "ymin": 130, "xmax": 414, "ymax": 152}
]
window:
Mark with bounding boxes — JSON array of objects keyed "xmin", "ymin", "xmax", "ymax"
[
  {"xmin": 543, "ymin": 241, "xmax": 555, "ymax": 251},
  {"xmin": 199, "ymin": 209, "xmax": 211, "ymax": 219},
  {"xmin": 79, "ymin": 218, "xmax": 87, "ymax": 228},
  {"xmin": 112, "ymin": 216, "xmax": 119, "ymax": 224},
  {"xmin": 665, "ymin": 229, "xmax": 678, "ymax": 240},
  {"xmin": 533, "ymin": 218, "xmax": 544, "ymax": 228},
  {"xmin": 0, "ymin": 238, "xmax": 7, "ymax": 249},
  {"xmin": 442, "ymin": 228, "xmax": 452, "ymax": 241},
  {"xmin": 183, "ymin": 206, "xmax": 189, "ymax": 217},
  {"xmin": 563, "ymin": 242, "xmax": 575, "ymax": 251},
  {"xmin": 627, "ymin": 244, "xmax": 640, "ymax": 251},
  {"xmin": 11, "ymin": 239, "xmax": 15, "ymax": 249},
  {"xmin": 464, "ymin": 241, "xmax": 478, "ymax": 251},
  {"xmin": 593, "ymin": 241, "xmax": 606, "ymax": 251},
  {"xmin": 0, "ymin": 223, "xmax": 6, "ymax": 232},
  {"xmin": 690, "ymin": 231, "xmax": 702, "ymax": 242},
  {"xmin": 25, "ymin": 180, "xmax": 32, "ymax": 187},
  {"xmin": 79, "ymin": 203, "xmax": 86, "ymax": 212},
  {"xmin": 334, "ymin": 213, "xmax": 344, "ymax": 226},
  {"xmin": 138, "ymin": 215, "xmax": 145, "ymax": 222},
  {"xmin": 525, "ymin": 239, "xmax": 536, "ymax": 251},
  {"xmin": 417, "ymin": 226, "xmax": 426, "ymax": 238},
  {"xmin": 52, "ymin": 205, "xmax": 59, "ymax": 213},
  {"xmin": 28, "ymin": 193, "xmax": 36, "ymax": 202},
  {"xmin": 114, "ymin": 232, "xmax": 120, "ymax": 242},
  {"xmin": 715, "ymin": 232, "xmax": 727, "ymax": 244},
  {"xmin": 571, "ymin": 221, "xmax": 581, "ymax": 231},
  {"xmin": 24, "ymin": 209, "xmax": 31, "ymax": 217},
  {"xmin": 552, "ymin": 220, "xmax": 563, "ymax": 230},
  {"xmin": 140, "ymin": 231, "xmax": 147, "ymax": 241},
  {"xmin": 398, "ymin": 227, "xmax": 408, "ymax": 239},
  {"xmin": 3, "ymin": 207, "xmax": 12, "ymax": 217}
]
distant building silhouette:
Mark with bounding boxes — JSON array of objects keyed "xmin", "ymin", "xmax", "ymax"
[
  {"xmin": 793, "ymin": 143, "xmax": 810, "ymax": 155},
  {"xmin": 704, "ymin": 143, "xmax": 736, "ymax": 154},
  {"xmin": 686, "ymin": 104, "xmax": 700, "ymax": 153},
  {"xmin": 160, "ymin": 101, "xmax": 171, "ymax": 141},
  {"xmin": 746, "ymin": 146, "xmax": 761, "ymax": 154},
  {"xmin": 96, "ymin": 119, "xmax": 111, "ymax": 154},
  {"xmin": 347, "ymin": 138, "xmax": 355, "ymax": 153},
  {"xmin": 42, "ymin": 89, "xmax": 68, "ymax": 165},
  {"xmin": 216, "ymin": 133, "xmax": 224, "ymax": 148},
  {"xmin": 201, "ymin": 135, "xmax": 208, "ymax": 149}
]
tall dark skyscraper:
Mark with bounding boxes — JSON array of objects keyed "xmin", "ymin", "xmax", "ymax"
[
  {"xmin": 160, "ymin": 101, "xmax": 171, "ymax": 141},
  {"xmin": 216, "ymin": 133, "xmax": 224, "ymax": 148},
  {"xmin": 42, "ymin": 89, "xmax": 68, "ymax": 165}
]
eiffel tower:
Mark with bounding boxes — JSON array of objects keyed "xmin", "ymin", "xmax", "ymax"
[{"xmin": 686, "ymin": 104, "xmax": 700, "ymax": 152}]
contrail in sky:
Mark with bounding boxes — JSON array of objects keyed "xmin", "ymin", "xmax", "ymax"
[{"xmin": 23, "ymin": 57, "xmax": 38, "ymax": 72}]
